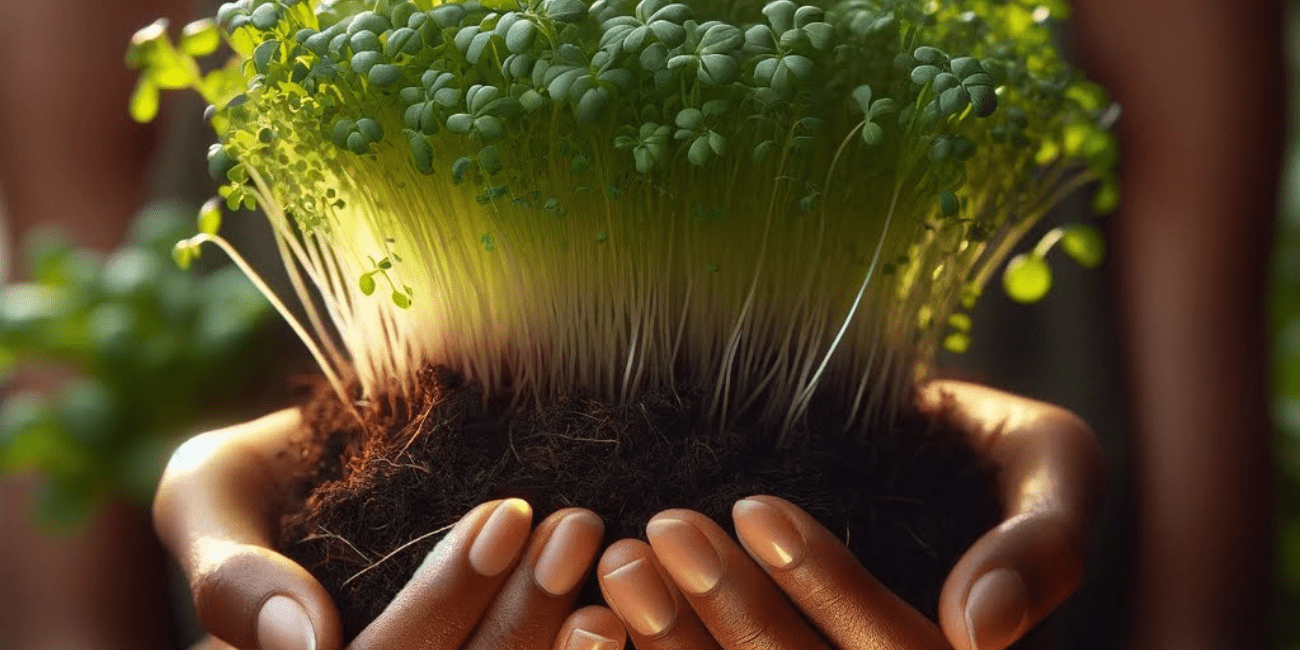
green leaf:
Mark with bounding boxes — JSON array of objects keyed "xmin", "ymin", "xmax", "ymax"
[
  {"xmin": 968, "ymin": 85, "xmax": 998, "ymax": 117},
  {"xmin": 943, "ymin": 332, "xmax": 971, "ymax": 353},
  {"xmin": 939, "ymin": 86, "xmax": 970, "ymax": 115},
  {"xmin": 762, "ymin": 0, "xmax": 796, "ymax": 33},
  {"xmin": 949, "ymin": 57, "xmax": 981, "ymax": 80},
  {"xmin": 913, "ymin": 46, "xmax": 945, "ymax": 64},
  {"xmin": 172, "ymin": 241, "xmax": 196, "ymax": 270},
  {"xmin": 675, "ymin": 108, "xmax": 703, "ymax": 131},
  {"xmin": 930, "ymin": 137, "xmax": 952, "ymax": 162},
  {"xmin": 253, "ymin": 40, "xmax": 279, "ymax": 75},
  {"xmin": 939, "ymin": 190, "xmax": 959, "ymax": 216},
  {"xmin": 369, "ymin": 64, "xmax": 401, "ymax": 86},
  {"xmin": 180, "ymin": 19, "xmax": 221, "ymax": 57},
  {"xmin": 802, "ymin": 22, "xmax": 833, "ymax": 50},
  {"xmin": 851, "ymin": 84, "xmax": 872, "ymax": 114},
  {"xmin": 359, "ymin": 273, "xmax": 377, "ymax": 295},
  {"xmin": 129, "ymin": 78, "xmax": 160, "ymax": 123},
  {"xmin": 1060, "ymin": 224, "xmax": 1106, "ymax": 268},
  {"xmin": 688, "ymin": 135, "xmax": 711, "ymax": 165},
  {"xmin": 250, "ymin": 3, "xmax": 281, "ymax": 30},
  {"xmin": 391, "ymin": 291, "xmax": 411, "ymax": 308},
  {"xmin": 545, "ymin": 0, "xmax": 589, "ymax": 23},
  {"xmin": 506, "ymin": 19, "xmax": 536, "ymax": 53},
  {"xmin": 860, "ymin": 121, "xmax": 884, "ymax": 146},
  {"xmin": 1003, "ymin": 253, "xmax": 1052, "ymax": 303},
  {"xmin": 911, "ymin": 64, "xmax": 940, "ymax": 85},
  {"xmin": 197, "ymin": 198, "xmax": 222, "ymax": 235},
  {"xmin": 1092, "ymin": 177, "xmax": 1121, "ymax": 214},
  {"xmin": 447, "ymin": 113, "xmax": 474, "ymax": 133}
]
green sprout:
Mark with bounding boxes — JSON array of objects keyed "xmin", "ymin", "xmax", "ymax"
[{"xmin": 132, "ymin": 0, "xmax": 1118, "ymax": 443}]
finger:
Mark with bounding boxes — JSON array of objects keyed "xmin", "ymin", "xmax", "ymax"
[
  {"xmin": 731, "ymin": 496, "xmax": 949, "ymax": 649},
  {"xmin": 461, "ymin": 508, "xmax": 605, "ymax": 650},
  {"xmin": 924, "ymin": 381, "xmax": 1104, "ymax": 650},
  {"xmin": 646, "ymin": 510, "xmax": 831, "ymax": 650},
  {"xmin": 598, "ymin": 539, "xmax": 721, "ymax": 650},
  {"xmin": 349, "ymin": 498, "xmax": 534, "ymax": 649},
  {"xmin": 152, "ymin": 409, "xmax": 343, "ymax": 650},
  {"xmin": 190, "ymin": 636, "xmax": 238, "ymax": 650},
  {"xmin": 549, "ymin": 606, "xmax": 628, "ymax": 650}
]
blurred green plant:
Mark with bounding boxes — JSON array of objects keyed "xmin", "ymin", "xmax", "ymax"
[
  {"xmin": 1276, "ymin": 4, "xmax": 1300, "ymax": 647},
  {"xmin": 0, "ymin": 201, "xmax": 270, "ymax": 530}
]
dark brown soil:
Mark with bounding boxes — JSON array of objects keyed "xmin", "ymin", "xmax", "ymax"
[{"xmin": 279, "ymin": 367, "xmax": 1043, "ymax": 647}]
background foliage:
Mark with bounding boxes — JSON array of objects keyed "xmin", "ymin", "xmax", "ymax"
[
  {"xmin": 0, "ymin": 201, "xmax": 270, "ymax": 529},
  {"xmin": 1276, "ymin": 3, "xmax": 1300, "ymax": 647}
]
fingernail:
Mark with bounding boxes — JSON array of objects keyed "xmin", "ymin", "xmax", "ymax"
[
  {"xmin": 257, "ymin": 595, "xmax": 316, "ymax": 650},
  {"xmin": 732, "ymin": 498, "xmax": 805, "ymax": 569},
  {"xmin": 565, "ymin": 628, "xmax": 620, "ymax": 650},
  {"xmin": 646, "ymin": 518, "xmax": 723, "ymax": 595},
  {"xmin": 535, "ymin": 511, "xmax": 604, "ymax": 595},
  {"xmin": 601, "ymin": 558, "xmax": 676, "ymax": 636},
  {"xmin": 965, "ymin": 568, "xmax": 1029, "ymax": 650},
  {"xmin": 469, "ymin": 498, "xmax": 533, "ymax": 577}
]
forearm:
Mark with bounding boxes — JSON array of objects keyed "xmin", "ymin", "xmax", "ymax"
[
  {"xmin": 1071, "ymin": 1, "xmax": 1282, "ymax": 647},
  {"xmin": 0, "ymin": 0, "xmax": 181, "ymax": 276}
]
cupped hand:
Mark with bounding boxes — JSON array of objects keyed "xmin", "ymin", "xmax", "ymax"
[
  {"xmin": 153, "ymin": 409, "xmax": 627, "ymax": 650},
  {"xmin": 597, "ymin": 380, "xmax": 1103, "ymax": 650}
]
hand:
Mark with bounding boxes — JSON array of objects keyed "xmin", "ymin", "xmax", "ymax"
[
  {"xmin": 595, "ymin": 380, "xmax": 1102, "ymax": 650},
  {"xmin": 153, "ymin": 410, "xmax": 628, "ymax": 650}
]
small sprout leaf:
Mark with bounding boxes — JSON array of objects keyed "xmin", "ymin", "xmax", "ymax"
[
  {"xmin": 545, "ymin": 0, "xmax": 589, "ymax": 23},
  {"xmin": 851, "ymin": 84, "xmax": 873, "ymax": 113},
  {"xmin": 359, "ymin": 273, "xmax": 376, "ymax": 295},
  {"xmin": 911, "ymin": 64, "xmax": 940, "ymax": 85},
  {"xmin": 369, "ymin": 64, "xmax": 401, "ymax": 86},
  {"xmin": 180, "ymin": 19, "xmax": 221, "ymax": 56},
  {"xmin": 688, "ymin": 135, "xmax": 711, "ymax": 165},
  {"xmin": 1003, "ymin": 253, "xmax": 1052, "ymax": 303},
  {"xmin": 197, "ymin": 198, "xmax": 222, "ymax": 235},
  {"xmin": 675, "ymin": 107, "xmax": 703, "ymax": 130},
  {"xmin": 1060, "ymin": 224, "xmax": 1106, "ymax": 268},
  {"xmin": 860, "ymin": 121, "xmax": 884, "ymax": 146},
  {"xmin": 129, "ymin": 78, "xmax": 161, "ymax": 123},
  {"xmin": 250, "ymin": 3, "xmax": 281, "ymax": 30},
  {"xmin": 939, "ymin": 85, "xmax": 970, "ymax": 115},
  {"xmin": 357, "ymin": 118, "xmax": 383, "ymax": 143},
  {"xmin": 943, "ymin": 332, "xmax": 971, "ymax": 353},
  {"xmin": 939, "ymin": 189, "xmax": 959, "ymax": 216},
  {"xmin": 968, "ymin": 84, "xmax": 998, "ymax": 117},
  {"xmin": 253, "ymin": 40, "xmax": 279, "ymax": 74},
  {"xmin": 172, "ymin": 241, "xmax": 196, "ymax": 270},
  {"xmin": 391, "ymin": 291, "xmax": 411, "ymax": 308},
  {"xmin": 506, "ymin": 19, "xmax": 537, "ymax": 53}
]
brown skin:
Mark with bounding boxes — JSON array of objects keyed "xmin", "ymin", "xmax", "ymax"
[
  {"xmin": 153, "ymin": 382, "xmax": 1102, "ymax": 650},
  {"xmin": 596, "ymin": 381, "xmax": 1102, "ymax": 650},
  {"xmin": 3, "ymin": 0, "xmax": 1278, "ymax": 646},
  {"xmin": 1069, "ymin": 2, "xmax": 1282, "ymax": 648},
  {"xmin": 153, "ymin": 410, "xmax": 629, "ymax": 650}
]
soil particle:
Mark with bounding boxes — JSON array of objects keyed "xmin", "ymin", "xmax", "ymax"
[{"xmin": 280, "ymin": 367, "xmax": 1041, "ymax": 647}]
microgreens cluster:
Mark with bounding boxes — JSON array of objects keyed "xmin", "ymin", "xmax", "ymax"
[{"xmin": 131, "ymin": 0, "xmax": 1116, "ymax": 441}]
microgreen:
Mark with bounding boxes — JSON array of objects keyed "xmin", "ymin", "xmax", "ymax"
[{"xmin": 132, "ymin": 0, "xmax": 1118, "ymax": 442}]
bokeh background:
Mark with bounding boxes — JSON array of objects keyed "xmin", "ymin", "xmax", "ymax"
[{"xmin": 0, "ymin": 0, "xmax": 1297, "ymax": 648}]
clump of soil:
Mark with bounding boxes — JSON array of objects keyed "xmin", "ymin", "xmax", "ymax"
[{"xmin": 279, "ymin": 367, "xmax": 1034, "ymax": 646}]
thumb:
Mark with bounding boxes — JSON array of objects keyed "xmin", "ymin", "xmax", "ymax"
[
  {"xmin": 924, "ymin": 381, "xmax": 1103, "ymax": 650},
  {"xmin": 154, "ymin": 409, "xmax": 343, "ymax": 650}
]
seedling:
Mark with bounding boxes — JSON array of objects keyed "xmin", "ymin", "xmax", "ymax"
[{"xmin": 132, "ymin": 0, "xmax": 1115, "ymax": 440}]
